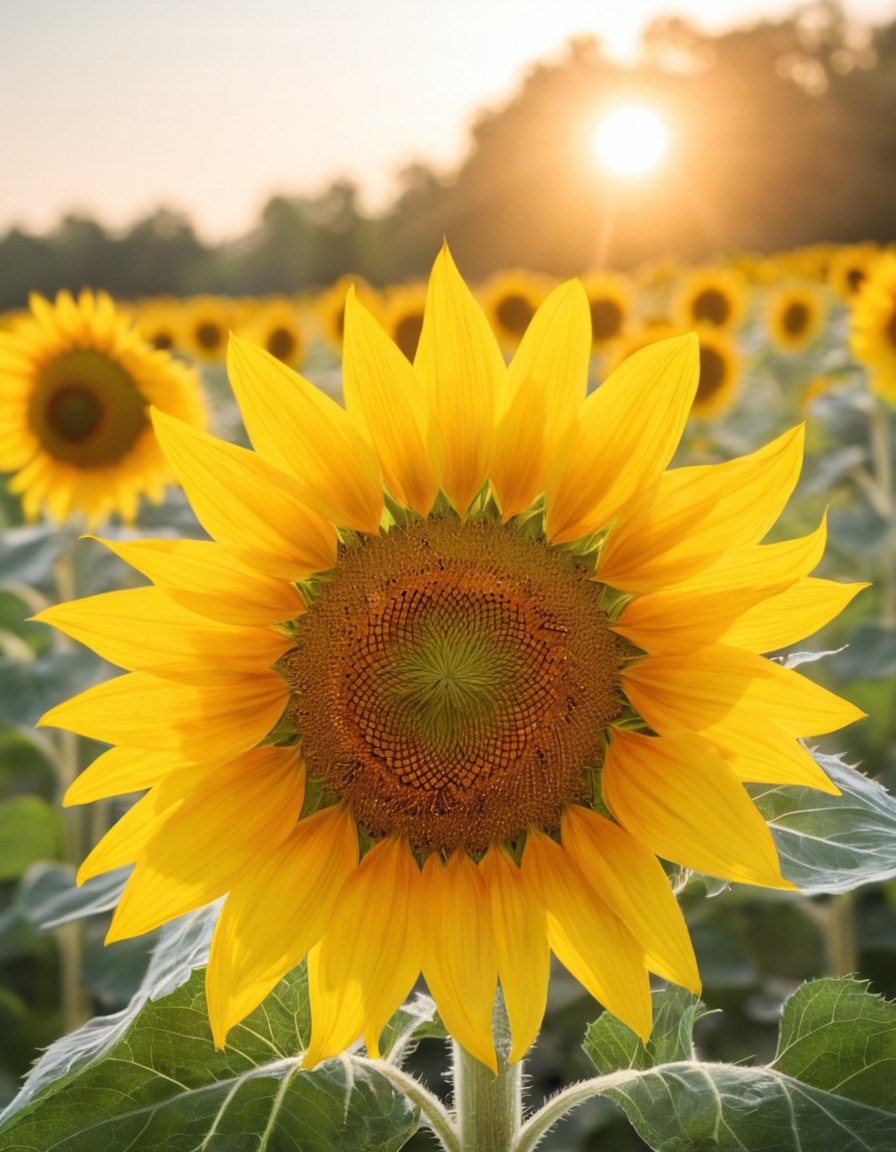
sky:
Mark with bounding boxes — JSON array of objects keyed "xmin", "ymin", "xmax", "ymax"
[{"xmin": 3, "ymin": 0, "xmax": 894, "ymax": 241}]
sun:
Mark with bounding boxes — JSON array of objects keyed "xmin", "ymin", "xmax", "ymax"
[{"xmin": 595, "ymin": 107, "xmax": 668, "ymax": 176}]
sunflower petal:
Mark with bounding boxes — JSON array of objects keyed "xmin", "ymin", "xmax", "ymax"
[
  {"xmin": 94, "ymin": 536, "xmax": 305, "ymax": 626},
  {"xmin": 521, "ymin": 829, "xmax": 652, "ymax": 1041},
  {"xmin": 480, "ymin": 844, "xmax": 550, "ymax": 1063},
  {"xmin": 206, "ymin": 805, "xmax": 358, "ymax": 1049},
  {"xmin": 227, "ymin": 333, "xmax": 384, "ymax": 532},
  {"xmin": 413, "ymin": 243, "xmax": 506, "ymax": 516},
  {"xmin": 342, "ymin": 289, "xmax": 439, "ymax": 516},
  {"xmin": 491, "ymin": 280, "xmax": 590, "ymax": 519},
  {"xmin": 718, "ymin": 578, "xmax": 868, "ymax": 652},
  {"xmin": 152, "ymin": 410, "xmax": 337, "ymax": 579},
  {"xmin": 560, "ymin": 806, "xmax": 699, "ymax": 993},
  {"xmin": 599, "ymin": 425, "xmax": 806, "ymax": 591},
  {"xmin": 546, "ymin": 334, "xmax": 699, "ymax": 544},
  {"xmin": 422, "ymin": 849, "xmax": 498, "ymax": 1072},
  {"xmin": 39, "ymin": 669, "xmax": 288, "ymax": 762},
  {"xmin": 703, "ymin": 715, "xmax": 840, "ymax": 793},
  {"xmin": 304, "ymin": 836, "xmax": 423, "ymax": 1066},
  {"xmin": 64, "ymin": 746, "xmax": 184, "ymax": 806},
  {"xmin": 34, "ymin": 587, "xmax": 289, "ymax": 672},
  {"xmin": 107, "ymin": 747, "xmax": 306, "ymax": 940},
  {"xmin": 604, "ymin": 729, "xmax": 792, "ymax": 888}
]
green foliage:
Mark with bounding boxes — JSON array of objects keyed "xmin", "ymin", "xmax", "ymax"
[
  {"xmin": 0, "ymin": 967, "xmax": 420, "ymax": 1152},
  {"xmin": 582, "ymin": 979, "xmax": 896, "ymax": 1152}
]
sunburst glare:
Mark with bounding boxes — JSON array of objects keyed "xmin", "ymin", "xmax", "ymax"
[{"xmin": 594, "ymin": 106, "xmax": 668, "ymax": 175}]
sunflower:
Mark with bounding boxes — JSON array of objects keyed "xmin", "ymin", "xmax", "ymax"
[
  {"xmin": 181, "ymin": 295, "xmax": 236, "ymax": 362},
  {"xmin": 849, "ymin": 251, "xmax": 896, "ymax": 402},
  {"xmin": 828, "ymin": 242, "xmax": 883, "ymax": 302},
  {"xmin": 380, "ymin": 281, "xmax": 428, "ymax": 363},
  {"xmin": 236, "ymin": 297, "xmax": 305, "ymax": 368},
  {"xmin": 673, "ymin": 265, "xmax": 747, "ymax": 330},
  {"xmin": 131, "ymin": 295, "xmax": 184, "ymax": 352},
  {"xmin": 478, "ymin": 269, "xmax": 548, "ymax": 350},
  {"xmin": 0, "ymin": 289, "xmax": 206, "ymax": 525},
  {"xmin": 314, "ymin": 275, "xmax": 382, "ymax": 354},
  {"xmin": 767, "ymin": 282, "xmax": 827, "ymax": 354},
  {"xmin": 37, "ymin": 246, "xmax": 864, "ymax": 1073},
  {"xmin": 579, "ymin": 272, "xmax": 632, "ymax": 349}
]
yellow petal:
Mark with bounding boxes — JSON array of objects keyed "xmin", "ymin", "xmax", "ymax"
[
  {"xmin": 227, "ymin": 333, "xmax": 384, "ymax": 532},
  {"xmin": 604, "ymin": 729, "xmax": 792, "ymax": 888},
  {"xmin": 64, "ymin": 747, "xmax": 184, "ymax": 806},
  {"xmin": 491, "ymin": 280, "xmax": 590, "ymax": 519},
  {"xmin": 206, "ymin": 805, "xmax": 358, "ymax": 1048},
  {"xmin": 623, "ymin": 645, "xmax": 865, "ymax": 739},
  {"xmin": 599, "ymin": 425, "xmax": 806, "ymax": 592},
  {"xmin": 34, "ymin": 587, "xmax": 289, "ymax": 672},
  {"xmin": 703, "ymin": 714, "xmax": 840, "ymax": 793},
  {"xmin": 413, "ymin": 243, "xmax": 506, "ymax": 515},
  {"xmin": 152, "ymin": 409, "xmax": 337, "ymax": 580},
  {"xmin": 546, "ymin": 334, "xmax": 699, "ymax": 544},
  {"xmin": 560, "ymin": 806, "xmax": 699, "ymax": 993},
  {"xmin": 521, "ymin": 828, "xmax": 653, "ymax": 1041},
  {"xmin": 613, "ymin": 518, "xmax": 831, "ymax": 652},
  {"xmin": 94, "ymin": 537, "xmax": 305, "ymax": 626},
  {"xmin": 342, "ymin": 289, "xmax": 439, "ymax": 516},
  {"xmin": 107, "ymin": 746, "xmax": 306, "ymax": 941},
  {"xmin": 718, "ymin": 578, "xmax": 868, "ymax": 653},
  {"xmin": 304, "ymin": 836, "xmax": 423, "ymax": 1066},
  {"xmin": 479, "ymin": 844, "xmax": 550, "ymax": 1064},
  {"xmin": 421, "ymin": 849, "xmax": 498, "ymax": 1072},
  {"xmin": 39, "ymin": 669, "xmax": 288, "ymax": 762}
]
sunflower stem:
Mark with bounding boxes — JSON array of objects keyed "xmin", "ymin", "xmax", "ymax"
[{"xmin": 453, "ymin": 1042, "xmax": 522, "ymax": 1152}]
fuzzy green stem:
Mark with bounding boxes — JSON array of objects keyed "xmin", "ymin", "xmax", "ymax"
[
  {"xmin": 454, "ymin": 1042, "xmax": 522, "ymax": 1152},
  {"xmin": 826, "ymin": 891, "xmax": 859, "ymax": 977},
  {"xmin": 513, "ymin": 1070, "xmax": 636, "ymax": 1152},
  {"xmin": 357, "ymin": 1059, "xmax": 459, "ymax": 1152}
]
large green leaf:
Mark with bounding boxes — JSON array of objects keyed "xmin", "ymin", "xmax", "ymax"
[
  {"xmin": 0, "ymin": 796, "xmax": 63, "ymax": 879},
  {"xmin": 580, "ymin": 978, "xmax": 896, "ymax": 1152},
  {"xmin": 0, "ymin": 966, "xmax": 419, "ymax": 1152},
  {"xmin": 752, "ymin": 753, "xmax": 896, "ymax": 894}
]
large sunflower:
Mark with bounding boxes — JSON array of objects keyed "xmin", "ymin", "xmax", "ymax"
[
  {"xmin": 0, "ymin": 289, "xmax": 206, "ymax": 525},
  {"xmin": 37, "ymin": 246, "xmax": 864, "ymax": 1073}
]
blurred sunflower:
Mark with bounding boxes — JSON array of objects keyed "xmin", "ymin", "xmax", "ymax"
[
  {"xmin": 0, "ymin": 289, "xmax": 205, "ymax": 525},
  {"xmin": 849, "ymin": 251, "xmax": 896, "ymax": 401},
  {"xmin": 315, "ymin": 275, "xmax": 381, "ymax": 354},
  {"xmin": 131, "ymin": 295, "xmax": 184, "ymax": 352},
  {"xmin": 580, "ymin": 272, "xmax": 632, "ymax": 349},
  {"xmin": 38, "ymin": 246, "xmax": 863, "ymax": 1073},
  {"xmin": 478, "ymin": 269, "xmax": 547, "ymax": 350},
  {"xmin": 380, "ymin": 280, "xmax": 428, "ymax": 363},
  {"xmin": 182, "ymin": 295, "xmax": 236, "ymax": 362},
  {"xmin": 828, "ymin": 242, "xmax": 883, "ymax": 302},
  {"xmin": 690, "ymin": 325, "xmax": 742, "ymax": 418},
  {"xmin": 236, "ymin": 297, "xmax": 305, "ymax": 368},
  {"xmin": 674, "ymin": 266, "xmax": 747, "ymax": 330},
  {"xmin": 767, "ymin": 283, "xmax": 827, "ymax": 354}
]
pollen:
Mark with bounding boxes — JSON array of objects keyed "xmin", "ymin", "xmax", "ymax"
[{"xmin": 285, "ymin": 517, "xmax": 623, "ymax": 853}]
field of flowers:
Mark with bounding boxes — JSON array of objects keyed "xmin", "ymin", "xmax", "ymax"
[{"xmin": 0, "ymin": 241, "xmax": 894, "ymax": 1151}]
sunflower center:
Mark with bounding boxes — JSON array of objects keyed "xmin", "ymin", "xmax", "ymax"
[
  {"xmin": 782, "ymin": 301, "xmax": 810, "ymax": 336},
  {"xmin": 195, "ymin": 321, "xmax": 224, "ymax": 352},
  {"xmin": 696, "ymin": 344, "xmax": 726, "ymax": 401},
  {"xmin": 495, "ymin": 293, "xmax": 536, "ymax": 336},
  {"xmin": 393, "ymin": 312, "xmax": 424, "ymax": 361},
  {"xmin": 284, "ymin": 517, "xmax": 623, "ymax": 853},
  {"xmin": 692, "ymin": 288, "xmax": 730, "ymax": 326},
  {"xmin": 29, "ymin": 349, "xmax": 149, "ymax": 467},
  {"xmin": 886, "ymin": 307, "xmax": 896, "ymax": 351},
  {"xmin": 590, "ymin": 297, "xmax": 624, "ymax": 342},
  {"xmin": 266, "ymin": 326, "xmax": 297, "ymax": 362}
]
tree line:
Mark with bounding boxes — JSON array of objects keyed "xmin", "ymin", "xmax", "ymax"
[{"xmin": 2, "ymin": 1, "xmax": 895, "ymax": 309}]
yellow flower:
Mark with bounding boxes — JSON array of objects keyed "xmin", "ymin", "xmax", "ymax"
[
  {"xmin": 314, "ymin": 275, "xmax": 381, "ymax": 353},
  {"xmin": 849, "ymin": 251, "xmax": 896, "ymax": 402},
  {"xmin": 380, "ymin": 280, "xmax": 428, "ymax": 363},
  {"xmin": 182, "ymin": 295, "xmax": 236, "ymax": 362},
  {"xmin": 235, "ymin": 297, "xmax": 306, "ymax": 368},
  {"xmin": 478, "ymin": 269, "xmax": 548, "ymax": 350},
  {"xmin": 767, "ymin": 282, "xmax": 827, "ymax": 353},
  {"xmin": 580, "ymin": 272, "xmax": 632, "ymax": 349},
  {"xmin": 0, "ymin": 289, "xmax": 206, "ymax": 525},
  {"xmin": 828, "ymin": 242, "xmax": 883, "ymax": 302},
  {"xmin": 37, "ymin": 246, "xmax": 864, "ymax": 1072},
  {"xmin": 673, "ymin": 265, "xmax": 747, "ymax": 330}
]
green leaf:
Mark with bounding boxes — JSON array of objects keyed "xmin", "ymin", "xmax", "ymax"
[
  {"xmin": 0, "ymin": 525, "xmax": 62, "ymax": 591},
  {"xmin": 772, "ymin": 978, "xmax": 896, "ymax": 1111},
  {"xmin": 831, "ymin": 622, "xmax": 896, "ymax": 682},
  {"xmin": 0, "ymin": 649, "xmax": 108, "ymax": 729},
  {"xmin": 752, "ymin": 753, "xmax": 896, "ymax": 894},
  {"xmin": 0, "ymin": 796, "xmax": 63, "ymax": 879},
  {"xmin": 16, "ymin": 862, "xmax": 130, "ymax": 930},
  {"xmin": 579, "ymin": 978, "xmax": 896, "ymax": 1152},
  {"xmin": 0, "ymin": 966, "xmax": 418, "ymax": 1152}
]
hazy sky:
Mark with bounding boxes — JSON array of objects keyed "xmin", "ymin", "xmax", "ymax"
[{"xmin": 3, "ymin": 0, "xmax": 893, "ymax": 240}]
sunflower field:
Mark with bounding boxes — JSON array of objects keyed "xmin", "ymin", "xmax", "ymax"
[{"xmin": 0, "ymin": 240, "xmax": 895, "ymax": 1152}]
